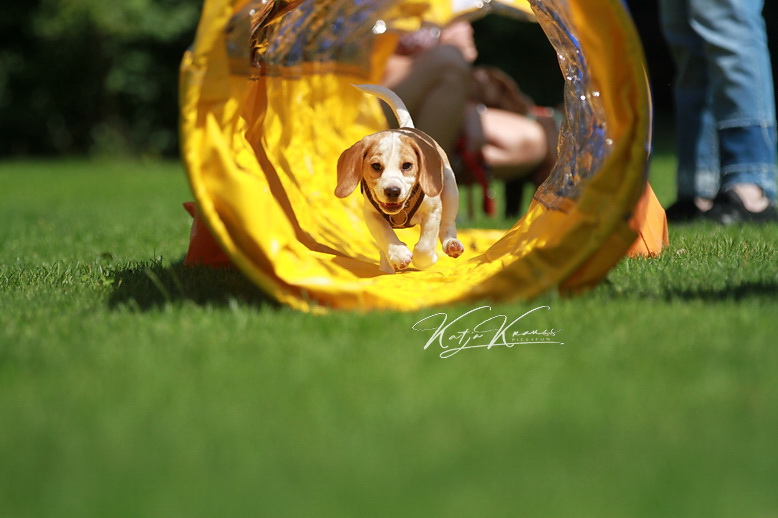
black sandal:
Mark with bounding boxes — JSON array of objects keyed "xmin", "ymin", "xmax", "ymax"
[
  {"xmin": 706, "ymin": 189, "xmax": 778, "ymax": 225},
  {"xmin": 665, "ymin": 199, "xmax": 708, "ymax": 223}
]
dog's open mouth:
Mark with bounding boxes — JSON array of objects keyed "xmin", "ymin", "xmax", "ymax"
[{"xmin": 381, "ymin": 201, "xmax": 404, "ymax": 213}]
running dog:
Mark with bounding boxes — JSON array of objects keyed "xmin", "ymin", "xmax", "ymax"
[{"xmin": 335, "ymin": 84, "xmax": 464, "ymax": 274}]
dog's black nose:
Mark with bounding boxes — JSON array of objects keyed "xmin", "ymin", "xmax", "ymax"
[{"xmin": 384, "ymin": 186, "xmax": 401, "ymax": 200}]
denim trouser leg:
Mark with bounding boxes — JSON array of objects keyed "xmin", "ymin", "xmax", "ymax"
[
  {"xmin": 694, "ymin": 107, "xmax": 721, "ymax": 198},
  {"xmin": 676, "ymin": 104, "xmax": 721, "ymax": 200},
  {"xmin": 660, "ymin": 0, "xmax": 720, "ymax": 200},
  {"xmin": 660, "ymin": 0, "xmax": 777, "ymax": 201}
]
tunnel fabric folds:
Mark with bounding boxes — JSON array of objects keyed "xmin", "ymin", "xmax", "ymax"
[{"xmin": 180, "ymin": 0, "xmax": 653, "ymax": 312}]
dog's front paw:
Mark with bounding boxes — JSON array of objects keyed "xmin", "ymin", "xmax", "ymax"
[
  {"xmin": 388, "ymin": 243, "xmax": 413, "ymax": 271},
  {"xmin": 442, "ymin": 238, "xmax": 464, "ymax": 258},
  {"xmin": 412, "ymin": 246, "xmax": 438, "ymax": 270}
]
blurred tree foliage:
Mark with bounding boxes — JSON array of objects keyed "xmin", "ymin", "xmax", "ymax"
[{"xmin": 0, "ymin": 0, "xmax": 201, "ymax": 156}]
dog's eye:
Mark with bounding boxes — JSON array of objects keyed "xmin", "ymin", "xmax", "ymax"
[
  {"xmin": 371, "ymin": 163, "xmax": 382, "ymax": 171},
  {"xmin": 402, "ymin": 162, "xmax": 413, "ymax": 171}
]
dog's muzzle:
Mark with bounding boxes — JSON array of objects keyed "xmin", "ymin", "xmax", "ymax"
[{"xmin": 362, "ymin": 180, "xmax": 425, "ymax": 229}]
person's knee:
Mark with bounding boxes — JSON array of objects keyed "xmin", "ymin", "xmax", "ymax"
[
  {"xmin": 424, "ymin": 45, "xmax": 471, "ymax": 80},
  {"xmin": 505, "ymin": 119, "xmax": 547, "ymax": 164},
  {"xmin": 525, "ymin": 121, "xmax": 547, "ymax": 160}
]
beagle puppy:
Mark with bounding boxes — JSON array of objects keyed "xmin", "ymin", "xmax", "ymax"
[{"xmin": 336, "ymin": 84, "xmax": 464, "ymax": 274}]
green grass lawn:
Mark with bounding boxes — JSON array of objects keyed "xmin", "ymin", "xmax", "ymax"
[{"xmin": 1, "ymin": 156, "xmax": 776, "ymax": 517}]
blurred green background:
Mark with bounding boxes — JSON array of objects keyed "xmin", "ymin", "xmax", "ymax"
[
  {"xmin": 1, "ymin": 1, "xmax": 776, "ymax": 158},
  {"xmin": 0, "ymin": 0, "xmax": 201, "ymax": 157}
]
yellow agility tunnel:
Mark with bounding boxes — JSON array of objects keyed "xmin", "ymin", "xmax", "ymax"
[{"xmin": 179, "ymin": 0, "xmax": 666, "ymax": 312}]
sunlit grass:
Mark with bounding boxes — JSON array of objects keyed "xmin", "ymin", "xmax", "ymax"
[{"xmin": 1, "ymin": 158, "xmax": 776, "ymax": 517}]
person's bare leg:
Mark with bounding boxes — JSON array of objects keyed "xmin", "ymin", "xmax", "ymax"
[
  {"xmin": 480, "ymin": 108, "xmax": 546, "ymax": 180},
  {"xmin": 383, "ymin": 45, "xmax": 471, "ymax": 155}
]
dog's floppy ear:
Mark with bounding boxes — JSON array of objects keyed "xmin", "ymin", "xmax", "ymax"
[
  {"xmin": 403, "ymin": 129, "xmax": 444, "ymax": 197},
  {"xmin": 335, "ymin": 140, "xmax": 367, "ymax": 198}
]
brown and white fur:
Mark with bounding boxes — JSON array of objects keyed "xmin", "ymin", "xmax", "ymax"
[{"xmin": 336, "ymin": 84, "xmax": 464, "ymax": 274}]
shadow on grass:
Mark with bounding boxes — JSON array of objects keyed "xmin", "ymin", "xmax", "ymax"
[
  {"xmin": 669, "ymin": 281, "xmax": 778, "ymax": 302},
  {"xmin": 599, "ymin": 279, "xmax": 778, "ymax": 302},
  {"xmin": 108, "ymin": 261, "xmax": 278, "ymax": 311}
]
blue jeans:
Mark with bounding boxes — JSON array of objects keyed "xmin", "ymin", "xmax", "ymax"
[{"xmin": 659, "ymin": 0, "xmax": 777, "ymax": 201}]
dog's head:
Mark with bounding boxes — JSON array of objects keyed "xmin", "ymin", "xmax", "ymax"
[{"xmin": 335, "ymin": 128, "xmax": 444, "ymax": 213}]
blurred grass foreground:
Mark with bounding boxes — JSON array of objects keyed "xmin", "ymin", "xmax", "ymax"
[{"xmin": 1, "ymin": 159, "xmax": 777, "ymax": 517}]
